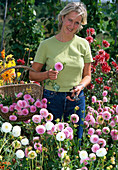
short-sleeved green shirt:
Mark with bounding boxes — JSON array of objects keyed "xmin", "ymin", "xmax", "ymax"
[{"xmin": 34, "ymin": 35, "xmax": 93, "ymax": 92}]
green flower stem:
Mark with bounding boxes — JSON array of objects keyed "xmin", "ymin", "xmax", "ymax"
[
  {"xmin": 89, "ymin": 161, "xmax": 93, "ymax": 170},
  {"xmin": 41, "ymin": 144, "xmax": 44, "ymax": 167},
  {"xmin": 0, "ymin": 133, "xmax": 7, "ymax": 154},
  {"xmin": 32, "ymin": 159, "xmax": 34, "ymax": 170}
]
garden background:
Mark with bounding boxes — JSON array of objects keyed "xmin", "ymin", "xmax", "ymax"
[{"xmin": 0, "ymin": 0, "xmax": 118, "ymax": 170}]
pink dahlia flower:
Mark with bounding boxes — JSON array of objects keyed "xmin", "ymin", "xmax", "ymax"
[
  {"xmin": 54, "ymin": 62, "xmax": 63, "ymax": 71},
  {"xmin": 62, "ymin": 129, "xmax": 70, "ymax": 138},
  {"xmin": 34, "ymin": 100, "xmax": 42, "ymax": 108},
  {"xmin": 71, "ymin": 114, "xmax": 79, "ymax": 123},
  {"xmin": 89, "ymin": 153, "xmax": 96, "ymax": 161},
  {"xmin": 22, "ymin": 109, "xmax": 29, "ymax": 115},
  {"xmin": 1, "ymin": 106, "xmax": 9, "ymax": 113},
  {"xmin": 109, "ymin": 120, "xmax": 115, "ymax": 127},
  {"xmin": 102, "ymin": 111, "xmax": 111, "ymax": 120},
  {"xmin": 9, "ymin": 115, "xmax": 17, "ymax": 121},
  {"xmin": 36, "ymin": 125, "xmax": 46, "ymax": 134},
  {"xmin": 91, "ymin": 143, "xmax": 100, "ymax": 153},
  {"xmin": 30, "ymin": 105, "xmax": 37, "ymax": 113},
  {"xmin": 65, "ymin": 126, "xmax": 73, "ymax": 134},
  {"xmin": 88, "ymin": 128, "xmax": 95, "ymax": 135},
  {"xmin": 40, "ymin": 108, "xmax": 48, "ymax": 118},
  {"xmin": 58, "ymin": 148, "xmax": 64, "ymax": 157},
  {"xmin": 102, "ymin": 90, "xmax": 108, "ymax": 97},
  {"xmin": 45, "ymin": 113, "xmax": 53, "ymax": 122},
  {"xmin": 95, "ymin": 129, "xmax": 102, "ymax": 136},
  {"xmin": 23, "ymin": 119, "xmax": 30, "ymax": 124},
  {"xmin": 90, "ymin": 134, "xmax": 99, "ymax": 143},
  {"xmin": 92, "ymin": 96, "xmax": 96, "ymax": 103},
  {"xmin": 57, "ymin": 123, "xmax": 64, "ymax": 131},
  {"xmin": 103, "ymin": 97, "xmax": 108, "ymax": 102},
  {"xmin": 16, "ymin": 92, "xmax": 23, "ymax": 98},
  {"xmin": 97, "ymin": 138, "xmax": 106, "ymax": 147},
  {"xmin": 32, "ymin": 115, "xmax": 42, "ymax": 123},
  {"xmin": 34, "ymin": 142, "xmax": 42, "ymax": 152},
  {"xmin": 0, "ymin": 104, "xmax": 3, "ymax": 109},
  {"xmin": 84, "ymin": 121, "xmax": 89, "ymax": 129},
  {"xmin": 33, "ymin": 136, "xmax": 40, "ymax": 143},
  {"xmin": 23, "ymin": 94, "xmax": 32, "ymax": 101},
  {"xmin": 41, "ymin": 98, "xmax": 47, "ymax": 104},
  {"xmin": 102, "ymin": 127, "xmax": 110, "ymax": 134},
  {"xmin": 9, "ymin": 105, "xmax": 15, "ymax": 112}
]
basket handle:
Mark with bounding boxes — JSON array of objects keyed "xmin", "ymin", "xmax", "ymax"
[
  {"xmin": 0, "ymin": 65, "xmax": 44, "ymax": 87},
  {"xmin": 0, "ymin": 65, "xmax": 37, "ymax": 75}
]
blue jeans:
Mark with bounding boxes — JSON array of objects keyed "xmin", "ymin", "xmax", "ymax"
[{"xmin": 43, "ymin": 89, "xmax": 85, "ymax": 141}]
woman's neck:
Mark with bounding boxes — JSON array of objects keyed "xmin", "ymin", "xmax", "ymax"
[{"xmin": 55, "ymin": 32, "xmax": 74, "ymax": 42}]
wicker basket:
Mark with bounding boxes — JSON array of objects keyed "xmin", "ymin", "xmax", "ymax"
[{"xmin": 0, "ymin": 65, "xmax": 44, "ymax": 122}]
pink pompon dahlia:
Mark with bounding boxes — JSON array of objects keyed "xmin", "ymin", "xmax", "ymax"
[
  {"xmin": 36, "ymin": 125, "xmax": 46, "ymax": 134},
  {"xmin": 97, "ymin": 138, "xmax": 106, "ymax": 147},
  {"xmin": 23, "ymin": 94, "xmax": 32, "ymax": 101},
  {"xmin": 71, "ymin": 114, "xmax": 79, "ymax": 123},
  {"xmin": 32, "ymin": 115, "xmax": 42, "ymax": 123},
  {"xmin": 91, "ymin": 143, "xmax": 100, "ymax": 153},
  {"xmin": 90, "ymin": 134, "xmax": 99, "ymax": 143},
  {"xmin": 1, "ymin": 106, "xmax": 9, "ymax": 113},
  {"xmin": 9, "ymin": 115, "xmax": 17, "ymax": 121},
  {"xmin": 30, "ymin": 105, "xmax": 37, "ymax": 113},
  {"xmin": 40, "ymin": 108, "xmax": 48, "ymax": 118},
  {"xmin": 102, "ymin": 111, "xmax": 111, "ymax": 120},
  {"xmin": 34, "ymin": 100, "xmax": 42, "ymax": 108},
  {"xmin": 54, "ymin": 62, "xmax": 63, "ymax": 71},
  {"xmin": 88, "ymin": 128, "xmax": 95, "ymax": 135}
]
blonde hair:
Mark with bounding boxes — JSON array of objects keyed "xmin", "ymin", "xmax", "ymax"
[{"xmin": 58, "ymin": 2, "xmax": 87, "ymax": 32}]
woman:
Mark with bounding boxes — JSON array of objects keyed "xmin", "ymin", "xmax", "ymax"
[{"xmin": 29, "ymin": 2, "xmax": 93, "ymax": 142}]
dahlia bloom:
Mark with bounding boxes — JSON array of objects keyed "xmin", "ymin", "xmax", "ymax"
[
  {"xmin": 71, "ymin": 114, "xmax": 79, "ymax": 123},
  {"xmin": 40, "ymin": 108, "xmax": 49, "ymax": 118},
  {"xmin": 36, "ymin": 125, "xmax": 46, "ymax": 134},
  {"xmin": 102, "ymin": 111, "xmax": 111, "ymax": 120},
  {"xmin": 90, "ymin": 134, "xmax": 99, "ymax": 143},
  {"xmin": 54, "ymin": 62, "xmax": 63, "ymax": 71},
  {"xmin": 16, "ymin": 149, "xmax": 25, "ymax": 159},
  {"xmin": 102, "ymin": 90, "xmax": 108, "ymax": 97},
  {"xmin": 89, "ymin": 153, "xmax": 96, "ymax": 161},
  {"xmin": 88, "ymin": 128, "xmax": 95, "ymax": 135},
  {"xmin": 21, "ymin": 138, "xmax": 29, "ymax": 145},
  {"xmin": 32, "ymin": 115, "xmax": 42, "ymax": 123},
  {"xmin": 1, "ymin": 122, "xmax": 12, "ymax": 133},
  {"xmin": 45, "ymin": 121, "xmax": 54, "ymax": 131},
  {"xmin": 91, "ymin": 143, "xmax": 100, "ymax": 153},
  {"xmin": 97, "ymin": 138, "xmax": 106, "ymax": 147},
  {"xmin": 28, "ymin": 150, "xmax": 37, "ymax": 159},
  {"xmin": 56, "ymin": 132, "xmax": 66, "ymax": 141},
  {"xmin": 92, "ymin": 96, "xmax": 97, "ymax": 103},
  {"xmin": 102, "ymin": 127, "xmax": 110, "ymax": 134},
  {"xmin": 79, "ymin": 150, "xmax": 88, "ymax": 160},
  {"xmin": 9, "ymin": 115, "xmax": 17, "ymax": 121},
  {"xmin": 96, "ymin": 148, "xmax": 107, "ymax": 157},
  {"xmin": 57, "ymin": 122, "xmax": 64, "ymax": 131}
]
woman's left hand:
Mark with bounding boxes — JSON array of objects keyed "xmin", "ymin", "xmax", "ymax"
[{"xmin": 66, "ymin": 85, "xmax": 83, "ymax": 101}]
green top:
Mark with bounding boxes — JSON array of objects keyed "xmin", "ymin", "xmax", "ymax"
[{"xmin": 34, "ymin": 35, "xmax": 93, "ymax": 92}]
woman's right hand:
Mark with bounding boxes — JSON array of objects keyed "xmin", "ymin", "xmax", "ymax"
[{"xmin": 48, "ymin": 69, "xmax": 59, "ymax": 80}]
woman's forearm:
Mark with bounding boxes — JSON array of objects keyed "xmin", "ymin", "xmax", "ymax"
[{"xmin": 29, "ymin": 71, "xmax": 49, "ymax": 82}]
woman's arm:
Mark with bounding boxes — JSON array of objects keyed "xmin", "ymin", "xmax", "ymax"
[{"xmin": 29, "ymin": 62, "xmax": 59, "ymax": 82}]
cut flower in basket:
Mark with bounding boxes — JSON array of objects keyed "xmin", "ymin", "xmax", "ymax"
[{"xmin": 0, "ymin": 92, "xmax": 47, "ymax": 122}]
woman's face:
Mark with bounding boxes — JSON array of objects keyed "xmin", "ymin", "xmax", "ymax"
[{"xmin": 61, "ymin": 11, "xmax": 82, "ymax": 36}]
